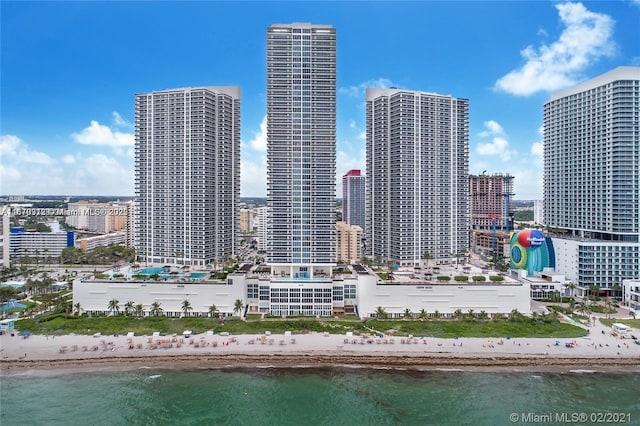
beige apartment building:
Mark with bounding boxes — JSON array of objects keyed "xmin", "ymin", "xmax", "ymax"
[{"xmin": 336, "ymin": 221, "xmax": 362, "ymax": 263}]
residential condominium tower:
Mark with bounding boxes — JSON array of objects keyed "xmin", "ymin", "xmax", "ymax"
[
  {"xmin": 342, "ymin": 169, "xmax": 366, "ymax": 232},
  {"xmin": 266, "ymin": 23, "xmax": 336, "ymax": 277},
  {"xmin": 469, "ymin": 173, "xmax": 514, "ymax": 231},
  {"xmin": 135, "ymin": 86, "xmax": 240, "ymax": 267},
  {"xmin": 366, "ymin": 88, "xmax": 470, "ymax": 266},
  {"xmin": 544, "ymin": 66, "xmax": 640, "ymax": 293}
]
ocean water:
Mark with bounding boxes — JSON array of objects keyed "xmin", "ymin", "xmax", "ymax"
[{"xmin": 1, "ymin": 368, "xmax": 639, "ymax": 425}]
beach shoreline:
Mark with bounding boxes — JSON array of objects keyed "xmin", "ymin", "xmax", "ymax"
[{"xmin": 2, "ymin": 325, "xmax": 639, "ymax": 375}]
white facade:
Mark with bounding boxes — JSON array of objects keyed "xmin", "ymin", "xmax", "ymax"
[
  {"xmin": 135, "ymin": 86, "xmax": 241, "ymax": 267},
  {"xmin": 552, "ymin": 238, "xmax": 639, "ymax": 291},
  {"xmin": 267, "ymin": 23, "xmax": 336, "ymax": 273},
  {"xmin": 73, "ymin": 274, "xmax": 246, "ymax": 317},
  {"xmin": 356, "ymin": 273, "xmax": 530, "ymax": 318},
  {"xmin": 74, "ymin": 267, "xmax": 530, "ymax": 320},
  {"xmin": 533, "ymin": 200, "xmax": 544, "ymax": 226},
  {"xmin": 622, "ymin": 279, "xmax": 640, "ymax": 316},
  {"xmin": 366, "ymin": 88, "xmax": 470, "ymax": 265},
  {"xmin": 254, "ymin": 206, "xmax": 269, "ymax": 252},
  {"xmin": 9, "ymin": 229, "xmax": 74, "ymax": 259},
  {"xmin": 543, "ymin": 67, "xmax": 640, "ymax": 291}
]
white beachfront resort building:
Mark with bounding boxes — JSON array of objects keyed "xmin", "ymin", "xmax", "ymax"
[{"xmin": 73, "ymin": 263, "xmax": 530, "ymax": 319}]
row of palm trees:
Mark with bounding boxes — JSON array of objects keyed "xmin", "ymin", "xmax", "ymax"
[
  {"xmin": 72, "ymin": 298, "xmax": 245, "ymax": 318},
  {"xmin": 373, "ymin": 306, "xmax": 520, "ymax": 321}
]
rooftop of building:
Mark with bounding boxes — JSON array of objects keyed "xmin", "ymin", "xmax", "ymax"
[{"xmin": 547, "ymin": 66, "xmax": 640, "ymax": 102}]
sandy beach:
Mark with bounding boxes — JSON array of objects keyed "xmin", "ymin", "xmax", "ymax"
[{"xmin": 2, "ymin": 319, "xmax": 639, "ymax": 374}]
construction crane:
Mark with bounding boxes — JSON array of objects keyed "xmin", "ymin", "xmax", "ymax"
[
  {"xmin": 503, "ymin": 174, "xmax": 515, "ymax": 231},
  {"xmin": 489, "ymin": 214, "xmax": 499, "ymax": 258}
]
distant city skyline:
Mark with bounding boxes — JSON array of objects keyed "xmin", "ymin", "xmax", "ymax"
[{"xmin": 2, "ymin": 2, "xmax": 639, "ymax": 198}]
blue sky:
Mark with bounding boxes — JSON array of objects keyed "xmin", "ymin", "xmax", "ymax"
[{"xmin": 1, "ymin": 1, "xmax": 639, "ymax": 199}]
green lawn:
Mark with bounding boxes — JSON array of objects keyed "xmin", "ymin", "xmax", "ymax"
[
  {"xmin": 599, "ymin": 319, "xmax": 640, "ymax": 330},
  {"xmin": 12, "ymin": 315, "xmax": 587, "ymax": 338},
  {"xmin": 365, "ymin": 318, "xmax": 588, "ymax": 338},
  {"xmin": 13, "ymin": 315, "xmax": 370, "ymax": 336}
]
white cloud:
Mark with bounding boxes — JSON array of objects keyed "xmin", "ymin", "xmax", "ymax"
[
  {"xmin": 478, "ymin": 120, "xmax": 504, "ymax": 137},
  {"xmin": 112, "ymin": 111, "xmax": 131, "ymax": 128},
  {"xmin": 531, "ymin": 142, "xmax": 543, "ymax": 157},
  {"xmin": 0, "ymin": 134, "xmax": 21, "ymax": 156},
  {"xmin": 248, "ymin": 115, "xmax": 267, "ymax": 152},
  {"xmin": 475, "ymin": 120, "xmax": 514, "ymax": 161},
  {"xmin": 241, "ymin": 155, "xmax": 267, "ymax": 197},
  {"xmin": 74, "ymin": 154, "xmax": 134, "ymax": 193},
  {"xmin": 495, "ymin": 2, "xmax": 615, "ymax": 96},
  {"xmin": 339, "ymin": 78, "xmax": 398, "ymax": 98},
  {"xmin": 537, "ymin": 28, "xmax": 549, "ymax": 37},
  {"xmin": 61, "ymin": 154, "xmax": 76, "ymax": 164},
  {"xmin": 71, "ymin": 120, "xmax": 134, "ymax": 148},
  {"xmin": 349, "ymin": 119, "xmax": 356, "ymax": 129},
  {"xmin": 1, "ymin": 133, "xmax": 133, "ymax": 195},
  {"xmin": 0, "ymin": 134, "xmax": 53, "ymax": 165}
]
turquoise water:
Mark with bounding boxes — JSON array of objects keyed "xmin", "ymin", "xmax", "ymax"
[
  {"xmin": 189, "ymin": 272, "xmax": 207, "ymax": 279},
  {"xmin": 1, "ymin": 368, "xmax": 639, "ymax": 425},
  {"xmin": 138, "ymin": 267, "xmax": 166, "ymax": 275}
]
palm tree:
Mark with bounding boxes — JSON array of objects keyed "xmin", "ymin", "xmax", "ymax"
[
  {"xmin": 181, "ymin": 299, "xmax": 193, "ymax": 317},
  {"xmin": 422, "ymin": 252, "xmax": 434, "ymax": 270},
  {"xmin": 467, "ymin": 309, "xmax": 475, "ymax": 319},
  {"xmin": 150, "ymin": 301, "xmax": 163, "ymax": 317},
  {"xmin": 134, "ymin": 304, "xmax": 144, "ymax": 317},
  {"xmin": 612, "ymin": 284, "xmax": 622, "ymax": 301},
  {"xmin": 375, "ymin": 306, "xmax": 387, "ymax": 319},
  {"xmin": 453, "ymin": 309, "xmax": 463, "ymax": 320},
  {"xmin": 403, "ymin": 308, "xmax": 412, "ymax": 319},
  {"xmin": 73, "ymin": 302, "xmax": 82, "ymax": 316},
  {"xmin": 565, "ymin": 282, "xmax": 577, "ymax": 299},
  {"xmin": 603, "ymin": 298, "xmax": 612, "ymax": 319},
  {"xmin": 478, "ymin": 310, "xmax": 488, "ymax": 320},
  {"xmin": 433, "ymin": 310, "xmax": 441, "ymax": 319},
  {"xmin": 578, "ymin": 302, "xmax": 592, "ymax": 319},
  {"xmin": 107, "ymin": 299, "xmax": 120, "ymax": 316},
  {"xmin": 233, "ymin": 299, "xmax": 244, "ymax": 317},
  {"xmin": 509, "ymin": 309, "xmax": 522, "ymax": 321},
  {"xmin": 208, "ymin": 304, "xmax": 219, "ymax": 318},
  {"xmin": 124, "ymin": 301, "xmax": 135, "ymax": 316},
  {"xmin": 418, "ymin": 308, "xmax": 428, "ymax": 320}
]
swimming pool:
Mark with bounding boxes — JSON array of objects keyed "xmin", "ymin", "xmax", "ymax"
[
  {"xmin": 189, "ymin": 272, "xmax": 208, "ymax": 279},
  {"xmin": 138, "ymin": 267, "xmax": 165, "ymax": 275}
]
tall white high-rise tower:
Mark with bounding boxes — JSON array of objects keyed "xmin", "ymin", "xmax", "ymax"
[
  {"xmin": 544, "ymin": 67, "xmax": 640, "ymax": 293},
  {"xmin": 267, "ymin": 23, "xmax": 336, "ymax": 277},
  {"xmin": 366, "ymin": 88, "xmax": 470, "ymax": 266},
  {"xmin": 135, "ymin": 86, "xmax": 240, "ymax": 267}
]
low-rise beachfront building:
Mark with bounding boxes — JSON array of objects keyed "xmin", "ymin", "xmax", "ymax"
[
  {"xmin": 622, "ymin": 279, "xmax": 640, "ymax": 317},
  {"xmin": 9, "ymin": 227, "xmax": 75, "ymax": 260},
  {"xmin": 75, "ymin": 231, "xmax": 127, "ymax": 252},
  {"xmin": 511, "ymin": 269, "xmax": 567, "ymax": 300},
  {"xmin": 73, "ymin": 263, "xmax": 530, "ymax": 319},
  {"xmin": 73, "ymin": 272, "xmax": 246, "ymax": 318}
]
